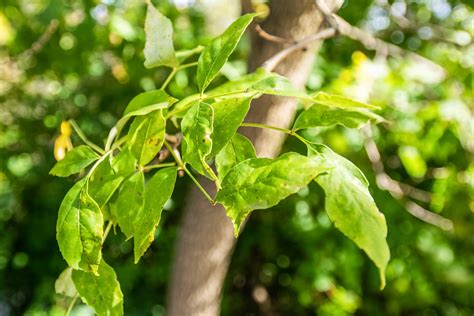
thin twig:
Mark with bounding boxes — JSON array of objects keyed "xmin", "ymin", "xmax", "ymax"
[
  {"xmin": 262, "ymin": 28, "xmax": 336, "ymax": 71},
  {"xmin": 262, "ymin": 3, "xmax": 445, "ymax": 74},
  {"xmin": 69, "ymin": 120, "xmax": 105, "ymax": 154},
  {"xmin": 362, "ymin": 126, "xmax": 453, "ymax": 231},
  {"xmin": 18, "ymin": 19, "xmax": 59, "ymax": 61},
  {"xmin": 255, "ymin": 24, "xmax": 293, "ymax": 45},
  {"xmin": 332, "ymin": 14, "xmax": 445, "ymax": 75}
]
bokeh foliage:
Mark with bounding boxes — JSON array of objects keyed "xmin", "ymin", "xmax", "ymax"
[{"xmin": 0, "ymin": 0, "xmax": 472, "ymax": 315}]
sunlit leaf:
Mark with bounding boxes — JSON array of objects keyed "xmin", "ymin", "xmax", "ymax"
[
  {"xmin": 115, "ymin": 171, "xmax": 144, "ymax": 239},
  {"xmin": 181, "ymin": 101, "xmax": 214, "ymax": 176},
  {"xmin": 128, "ymin": 110, "xmax": 166, "ymax": 166},
  {"xmin": 312, "ymin": 92, "xmax": 380, "ymax": 109},
  {"xmin": 56, "ymin": 179, "xmax": 103, "ymax": 273},
  {"xmin": 309, "ymin": 144, "xmax": 389, "ymax": 288},
  {"xmin": 209, "ymin": 97, "xmax": 251, "ymax": 157},
  {"xmin": 215, "ymin": 133, "xmax": 256, "ymax": 181},
  {"xmin": 250, "ymin": 74, "xmax": 310, "ymax": 99},
  {"xmin": 116, "ymin": 90, "xmax": 176, "ymax": 134},
  {"xmin": 88, "ymin": 159, "xmax": 128, "ymax": 212},
  {"xmin": 206, "ymin": 68, "xmax": 274, "ymax": 97},
  {"xmin": 293, "ymin": 104, "xmax": 385, "ymax": 130},
  {"xmin": 134, "ymin": 167, "xmax": 177, "ymax": 263},
  {"xmin": 216, "ymin": 152, "xmax": 330, "ymax": 234},
  {"xmin": 144, "ymin": 3, "xmax": 179, "ymax": 68},
  {"xmin": 197, "ymin": 13, "xmax": 255, "ymax": 92},
  {"xmin": 123, "ymin": 90, "xmax": 176, "ymax": 116},
  {"xmin": 72, "ymin": 260, "xmax": 123, "ymax": 316},
  {"xmin": 50, "ymin": 146, "xmax": 99, "ymax": 177}
]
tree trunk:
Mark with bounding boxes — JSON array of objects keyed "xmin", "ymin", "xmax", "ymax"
[{"xmin": 167, "ymin": 1, "xmax": 341, "ymax": 315}]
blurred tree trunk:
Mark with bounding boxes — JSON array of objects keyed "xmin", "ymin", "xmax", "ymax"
[{"xmin": 167, "ymin": 1, "xmax": 341, "ymax": 315}]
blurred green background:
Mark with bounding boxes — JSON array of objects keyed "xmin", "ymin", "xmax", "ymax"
[{"xmin": 0, "ymin": 0, "xmax": 473, "ymax": 315}]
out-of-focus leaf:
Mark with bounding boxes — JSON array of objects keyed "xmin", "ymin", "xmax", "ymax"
[
  {"xmin": 309, "ymin": 144, "xmax": 389, "ymax": 288},
  {"xmin": 54, "ymin": 267, "xmax": 77, "ymax": 298},
  {"xmin": 216, "ymin": 133, "xmax": 256, "ymax": 181},
  {"xmin": 143, "ymin": 3, "xmax": 178, "ymax": 68},
  {"xmin": 50, "ymin": 146, "xmax": 99, "ymax": 177},
  {"xmin": 216, "ymin": 152, "xmax": 330, "ymax": 234},
  {"xmin": 398, "ymin": 146, "xmax": 427, "ymax": 178},
  {"xmin": 134, "ymin": 167, "xmax": 177, "ymax": 263},
  {"xmin": 197, "ymin": 14, "xmax": 255, "ymax": 92},
  {"xmin": 56, "ymin": 179, "xmax": 103, "ymax": 273},
  {"xmin": 72, "ymin": 260, "xmax": 123, "ymax": 316}
]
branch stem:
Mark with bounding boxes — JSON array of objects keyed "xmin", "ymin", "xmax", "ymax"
[
  {"xmin": 142, "ymin": 162, "xmax": 177, "ymax": 171},
  {"xmin": 163, "ymin": 140, "xmax": 214, "ymax": 204},
  {"xmin": 69, "ymin": 120, "xmax": 105, "ymax": 154},
  {"xmin": 161, "ymin": 62, "xmax": 199, "ymax": 90}
]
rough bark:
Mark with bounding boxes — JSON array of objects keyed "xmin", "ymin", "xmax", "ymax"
[{"xmin": 167, "ymin": 1, "xmax": 341, "ymax": 315}]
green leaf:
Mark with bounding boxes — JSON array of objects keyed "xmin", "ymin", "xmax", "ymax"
[
  {"xmin": 134, "ymin": 167, "xmax": 177, "ymax": 263},
  {"xmin": 216, "ymin": 152, "xmax": 330, "ymax": 234},
  {"xmin": 88, "ymin": 159, "xmax": 128, "ymax": 212},
  {"xmin": 312, "ymin": 92, "xmax": 380, "ymax": 109},
  {"xmin": 50, "ymin": 146, "xmax": 99, "ymax": 177},
  {"xmin": 111, "ymin": 147, "xmax": 137, "ymax": 174},
  {"xmin": 206, "ymin": 68, "xmax": 274, "ymax": 98},
  {"xmin": 197, "ymin": 13, "xmax": 255, "ymax": 92},
  {"xmin": 115, "ymin": 171, "xmax": 144, "ymax": 239},
  {"xmin": 215, "ymin": 133, "xmax": 256, "ymax": 181},
  {"xmin": 398, "ymin": 146, "xmax": 427, "ymax": 178},
  {"xmin": 309, "ymin": 144, "xmax": 389, "ymax": 288},
  {"xmin": 55, "ymin": 267, "xmax": 77, "ymax": 298},
  {"xmin": 128, "ymin": 110, "xmax": 166, "ymax": 166},
  {"xmin": 56, "ymin": 179, "xmax": 103, "ymax": 273},
  {"xmin": 72, "ymin": 260, "xmax": 123, "ymax": 316},
  {"xmin": 181, "ymin": 101, "xmax": 214, "ymax": 176},
  {"xmin": 209, "ymin": 97, "xmax": 251, "ymax": 157},
  {"xmin": 143, "ymin": 3, "xmax": 179, "ymax": 68},
  {"xmin": 124, "ymin": 90, "xmax": 176, "ymax": 116},
  {"xmin": 293, "ymin": 104, "xmax": 385, "ymax": 130},
  {"xmin": 250, "ymin": 74, "xmax": 311, "ymax": 99},
  {"xmin": 117, "ymin": 90, "xmax": 176, "ymax": 135}
]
